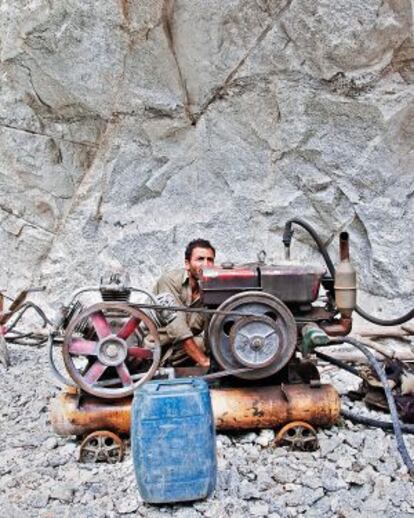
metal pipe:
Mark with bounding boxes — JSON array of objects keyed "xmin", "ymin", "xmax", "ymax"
[
  {"xmin": 339, "ymin": 232, "xmax": 350, "ymax": 261},
  {"xmin": 65, "ymin": 287, "xmax": 101, "ymax": 306},
  {"xmin": 334, "ymin": 231, "xmax": 356, "ymax": 320},
  {"xmin": 320, "ymin": 317, "xmax": 352, "ymax": 336},
  {"xmin": 50, "ymin": 383, "xmax": 340, "ymax": 437},
  {"xmin": 65, "ymin": 287, "xmax": 160, "ymax": 308}
]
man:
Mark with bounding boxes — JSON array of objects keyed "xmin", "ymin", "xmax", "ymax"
[{"xmin": 153, "ymin": 239, "xmax": 215, "ymax": 368}]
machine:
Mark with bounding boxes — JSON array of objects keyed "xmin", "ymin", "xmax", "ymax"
[{"xmin": 48, "ymin": 220, "xmax": 356, "ymax": 461}]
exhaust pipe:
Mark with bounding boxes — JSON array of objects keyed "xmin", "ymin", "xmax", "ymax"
[
  {"xmin": 321, "ymin": 232, "xmax": 356, "ymax": 336},
  {"xmin": 335, "ymin": 232, "xmax": 357, "ymax": 319}
]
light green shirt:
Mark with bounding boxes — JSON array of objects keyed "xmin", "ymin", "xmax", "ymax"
[{"xmin": 154, "ymin": 269, "xmax": 205, "ymax": 343}]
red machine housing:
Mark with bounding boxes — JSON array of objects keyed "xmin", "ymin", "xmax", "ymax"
[{"xmin": 200, "ymin": 262, "xmax": 326, "ymax": 307}]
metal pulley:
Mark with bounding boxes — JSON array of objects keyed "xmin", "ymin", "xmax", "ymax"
[
  {"xmin": 230, "ymin": 315, "xmax": 279, "ymax": 368},
  {"xmin": 63, "ymin": 302, "xmax": 161, "ymax": 399},
  {"xmin": 209, "ymin": 292, "xmax": 297, "ymax": 379}
]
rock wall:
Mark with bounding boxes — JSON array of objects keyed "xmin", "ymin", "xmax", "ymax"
[{"xmin": 0, "ymin": 0, "xmax": 413, "ymax": 312}]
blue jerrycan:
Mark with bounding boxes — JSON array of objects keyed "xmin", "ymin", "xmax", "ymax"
[{"xmin": 131, "ymin": 378, "xmax": 217, "ymax": 503}]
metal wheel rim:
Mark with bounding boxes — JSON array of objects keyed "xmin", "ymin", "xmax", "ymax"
[
  {"xmin": 79, "ymin": 430, "xmax": 124, "ymax": 463},
  {"xmin": 63, "ymin": 302, "xmax": 160, "ymax": 399},
  {"xmin": 276, "ymin": 421, "xmax": 318, "ymax": 451}
]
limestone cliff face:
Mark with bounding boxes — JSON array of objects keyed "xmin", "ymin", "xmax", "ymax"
[{"xmin": 0, "ymin": 1, "xmax": 413, "ymax": 312}]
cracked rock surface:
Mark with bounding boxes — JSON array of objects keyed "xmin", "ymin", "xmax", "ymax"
[
  {"xmin": 0, "ymin": 0, "xmax": 413, "ymax": 316},
  {"xmin": 1, "ymin": 2, "xmax": 414, "ymax": 516},
  {"xmin": 0, "ymin": 345, "xmax": 414, "ymax": 517}
]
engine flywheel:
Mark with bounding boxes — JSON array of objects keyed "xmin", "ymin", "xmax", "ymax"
[{"xmin": 209, "ymin": 291, "xmax": 297, "ymax": 380}]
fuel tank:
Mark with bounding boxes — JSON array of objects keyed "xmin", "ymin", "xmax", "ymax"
[{"xmin": 200, "ymin": 263, "xmax": 325, "ymax": 306}]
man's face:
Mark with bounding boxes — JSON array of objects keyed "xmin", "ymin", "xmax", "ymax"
[{"xmin": 185, "ymin": 247, "xmax": 215, "ymax": 281}]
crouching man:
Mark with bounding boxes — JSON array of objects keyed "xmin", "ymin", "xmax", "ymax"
[{"xmin": 153, "ymin": 239, "xmax": 215, "ymax": 368}]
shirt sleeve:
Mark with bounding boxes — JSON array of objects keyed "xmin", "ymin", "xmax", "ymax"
[{"xmin": 154, "ymin": 273, "xmax": 193, "ymax": 342}]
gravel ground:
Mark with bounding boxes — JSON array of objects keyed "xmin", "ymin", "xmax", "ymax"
[{"xmin": 1, "ymin": 345, "xmax": 414, "ymax": 518}]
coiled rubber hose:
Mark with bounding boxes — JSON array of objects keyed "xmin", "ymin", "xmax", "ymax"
[{"xmin": 283, "ymin": 218, "xmax": 414, "ymax": 326}]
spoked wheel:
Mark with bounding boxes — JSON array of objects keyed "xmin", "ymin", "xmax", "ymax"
[
  {"xmin": 79, "ymin": 430, "xmax": 124, "ymax": 463},
  {"xmin": 63, "ymin": 302, "xmax": 160, "ymax": 399},
  {"xmin": 275, "ymin": 421, "xmax": 319, "ymax": 451}
]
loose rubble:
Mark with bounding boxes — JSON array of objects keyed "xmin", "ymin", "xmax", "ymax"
[{"xmin": 1, "ymin": 346, "xmax": 413, "ymax": 517}]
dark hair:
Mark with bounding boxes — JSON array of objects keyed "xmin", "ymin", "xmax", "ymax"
[{"xmin": 185, "ymin": 239, "xmax": 216, "ymax": 261}]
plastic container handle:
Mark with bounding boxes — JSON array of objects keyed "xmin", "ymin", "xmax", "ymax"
[{"xmin": 155, "ymin": 379, "xmax": 198, "ymax": 391}]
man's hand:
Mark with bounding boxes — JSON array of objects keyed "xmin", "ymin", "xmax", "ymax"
[{"xmin": 182, "ymin": 337, "xmax": 210, "ymax": 368}]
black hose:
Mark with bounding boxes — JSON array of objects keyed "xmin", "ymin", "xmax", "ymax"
[
  {"xmin": 283, "ymin": 218, "xmax": 336, "ymax": 277},
  {"xmin": 315, "ymin": 351, "xmax": 362, "ymax": 378},
  {"xmin": 283, "ymin": 218, "xmax": 414, "ymax": 326},
  {"xmin": 6, "ymin": 303, "xmax": 52, "ymax": 332},
  {"xmin": 341, "ymin": 408, "xmax": 414, "ymax": 434},
  {"xmin": 9, "ymin": 339, "xmax": 47, "ymax": 347},
  {"xmin": 330, "ymin": 337, "xmax": 414, "ymax": 475},
  {"xmin": 354, "ymin": 306, "xmax": 414, "ymax": 327},
  {"xmin": 6, "ymin": 333, "xmax": 48, "ymax": 346}
]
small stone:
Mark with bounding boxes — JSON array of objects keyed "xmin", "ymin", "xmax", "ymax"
[
  {"xmin": 197, "ymin": 501, "xmax": 222, "ymax": 518},
  {"xmin": 59, "ymin": 442, "xmax": 77, "ymax": 455},
  {"xmin": 271, "ymin": 466, "xmax": 298, "ymax": 484},
  {"xmin": 46, "ymin": 453, "xmax": 69, "ymax": 468},
  {"xmin": 255, "ymin": 429, "xmax": 275, "ymax": 447},
  {"xmin": 217, "ymin": 455, "xmax": 228, "ymax": 470},
  {"xmin": 30, "ymin": 492, "xmax": 50, "ymax": 509},
  {"xmin": 303, "ymin": 496, "xmax": 331, "ymax": 516},
  {"xmin": 334, "ymin": 507, "xmax": 362, "ymax": 518},
  {"xmin": 329, "ymin": 489, "xmax": 362, "ymax": 513},
  {"xmin": 283, "ymin": 483, "xmax": 302, "ymax": 492},
  {"xmin": 344, "ymin": 471, "xmax": 367, "ymax": 486},
  {"xmin": 267, "ymin": 500, "xmax": 289, "ymax": 517},
  {"xmin": 389, "ymin": 480, "xmax": 414, "ymax": 507},
  {"xmin": 361, "ymin": 496, "xmax": 389, "ymax": 513},
  {"xmin": 357, "ymin": 465, "xmax": 377, "ymax": 484},
  {"xmin": 344, "ymin": 431, "xmax": 365, "ymax": 450},
  {"xmin": 300, "ymin": 471, "xmax": 322, "ymax": 489},
  {"xmin": 239, "ymin": 432, "xmax": 258, "ymax": 444},
  {"xmin": 44, "ymin": 437, "xmax": 58, "ymax": 450},
  {"xmin": 321, "ymin": 467, "xmax": 348, "ymax": 492},
  {"xmin": 115, "ymin": 497, "xmax": 139, "ymax": 515},
  {"xmin": 361, "ymin": 440, "xmax": 383, "ymax": 463},
  {"xmin": 335, "ymin": 453, "xmax": 355, "ymax": 470},
  {"xmin": 372, "ymin": 474, "xmax": 392, "ymax": 497},
  {"xmin": 255, "ymin": 467, "xmax": 274, "ymax": 490},
  {"xmin": 238, "ymin": 479, "xmax": 261, "ymax": 500},
  {"xmin": 50, "ymin": 484, "xmax": 74, "ymax": 503},
  {"xmin": 217, "ymin": 466, "xmax": 239, "ymax": 496},
  {"xmin": 282, "ymin": 487, "xmax": 324, "ymax": 507},
  {"xmin": 241, "ymin": 444, "xmax": 261, "ymax": 460},
  {"xmin": 374, "ymin": 457, "xmax": 399, "ymax": 477},
  {"xmin": 249, "ymin": 502, "xmax": 269, "ymax": 517},
  {"xmin": 319, "ymin": 435, "xmax": 344, "ymax": 457},
  {"xmin": 216, "ymin": 434, "xmax": 232, "ymax": 446}
]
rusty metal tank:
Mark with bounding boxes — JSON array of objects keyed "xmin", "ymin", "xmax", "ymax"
[{"xmin": 50, "ymin": 383, "xmax": 340, "ymax": 437}]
